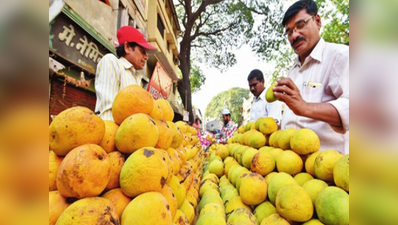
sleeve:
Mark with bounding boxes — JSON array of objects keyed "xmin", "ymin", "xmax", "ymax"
[
  {"xmin": 328, "ymin": 49, "xmax": 349, "ymax": 133},
  {"xmin": 94, "ymin": 54, "xmax": 120, "ymax": 121}
]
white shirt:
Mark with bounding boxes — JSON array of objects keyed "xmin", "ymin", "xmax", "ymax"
[
  {"xmin": 94, "ymin": 53, "xmax": 143, "ymax": 121},
  {"xmin": 281, "ymin": 38, "xmax": 349, "ymax": 154},
  {"xmin": 250, "ymin": 89, "xmax": 282, "ymax": 124}
]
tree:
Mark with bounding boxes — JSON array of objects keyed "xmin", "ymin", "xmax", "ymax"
[
  {"xmin": 189, "ymin": 64, "xmax": 206, "ymax": 94},
  {"xmin": 174, "ymin": 0, "xmax": 255, "ymax": 122},
  {"xmin": 205, "ymin": 87, "xmax": 250, "ymax": 125},
  {"xmin": 319, "ymin": 0, "xmax": 349, "ymax": 44}
]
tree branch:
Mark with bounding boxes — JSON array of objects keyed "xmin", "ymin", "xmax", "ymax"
[
  {"xmin": 191, "ymin": 0, "xmax": 224, "ymax": 26},
  {"xmin": 194, "ymin": 22, "xmax": 236, "ymax": 40}
]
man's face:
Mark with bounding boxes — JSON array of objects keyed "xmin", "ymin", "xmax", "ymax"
[
  {"xmin": 124, "ymin": 44, "xmax": 148, "ymax": 70},
  {"xmin": 222, "ymin": 114, "xmax": 229, "ymax": 123},
  {"xmin": 248, "ymin": 77, "xmax": 265, "ymax": 97},
  {"xmin": 284, "ymin": 9, "xmax": 321, "ymax": 59}
]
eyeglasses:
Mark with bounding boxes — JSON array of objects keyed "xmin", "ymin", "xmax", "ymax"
[
  {"xmin": 137, "ymin": 46, "xmax": 147, "ymax": 56},
  {"xmin": 284, "ymin": 15, "xmax": 314, "ymax": 37}
]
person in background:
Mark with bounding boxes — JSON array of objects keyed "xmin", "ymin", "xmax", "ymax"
[
  {"xmin": 216, "ymin": 109, "xmax": 238, "ymax": 144},
  {"xmin": 193, "ymin": 117, "xmax": 202, "ymax": 133},
  {"xmin": 247, "ymin": 69, "xmax": 282, "ymax": 124},
  {"xmin": 94, "ymin": 26, "xmax": 156, "ymax": 121},
  {"xmin": 273, "ymin": 0, "xmax": 349, "ymax": 153}
]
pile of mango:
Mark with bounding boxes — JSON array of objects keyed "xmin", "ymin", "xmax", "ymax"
[
  {"xmin": 196, "ymin": 117, "xmax": 349, "ymax": 225},
  {"xmin": 49, "ymin": 85, "xmax": 205, "ymax": 225}
]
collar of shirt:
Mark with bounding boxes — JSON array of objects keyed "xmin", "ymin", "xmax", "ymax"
[
  {"xmin": 119, "ymin": 57, "xmax": 137, "ymax": 74},
  {"xmin": 254, "ymin": 88, "xmax": 266, "ymax": 101},
  {"xmin": 293, "ymin": 37, "xmax": 325, "ymax": 68}
]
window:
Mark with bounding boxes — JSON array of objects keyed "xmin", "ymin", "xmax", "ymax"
[
  {"xmin": 117, "ymin": 5, "xmax": 127, "ymax": 30},
  {"xmin": 157, "ymin": 14, "xmax": 165, "ymax": 39}
]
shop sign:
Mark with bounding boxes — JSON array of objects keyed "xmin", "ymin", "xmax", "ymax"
[
  {"xmin": 147, "ymin": 62, "xmax": 172, "ymax": 100},
  {"xmin": 49, "ymin": 13, "xmax": 109, "ymax": 74},
  {"xmin": 183, "ymin": 111, "xmax": 189, "ymax": 122}
]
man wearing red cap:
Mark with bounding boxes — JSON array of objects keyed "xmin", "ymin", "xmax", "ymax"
[{"xmin": 94, "ymin": 26, "xmax": 157, "ymax": 121}]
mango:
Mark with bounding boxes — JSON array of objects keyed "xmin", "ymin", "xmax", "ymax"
[{"xmin": 266, "ymin": 84, "xmax": 279, "ymax": 102}]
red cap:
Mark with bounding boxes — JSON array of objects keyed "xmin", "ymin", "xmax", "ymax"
[{"xmin": 117, "ymin": 26, "xmax": 156, "ymax": 50}]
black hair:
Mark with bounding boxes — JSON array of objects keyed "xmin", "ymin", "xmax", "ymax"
[
  {"xmin": 247, "ymin": 69, "xmax": 264, "ymax": 82},
  {"xmin": 195, "ymin": 118, "xmax": 201, "ymax": 123},
  {"xmin": 282, "ymin": 0, "xmax": 318, "ymax": 27},
  {"xmin": 116, "ymin": 42, "xmax": 139, "ymax": 57}
]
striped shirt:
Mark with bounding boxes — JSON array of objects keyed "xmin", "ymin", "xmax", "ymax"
[
  {"xmin": 281, "ymin": 38, "xmax": 349, "ymax": 154},
  {"xmin": 216, "ymin": 120, "xmax": 238, "ymax": 144},
  {"xmin": 94, "ymin": 53, "xmax": 143, "ymax": 121}
]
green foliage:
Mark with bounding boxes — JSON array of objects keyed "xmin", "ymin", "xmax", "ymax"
[
  {"xmin": 190, "ymin": 64, "xmax": 206, "ymax": 94},
  {"xmin": 356, "ymin": 0, "xmax": 398, "ymax": 43},
  {"xmin": 204, "ymin": 87, "xmax": 250, "ymax": 125},
  {"xmin": 319, "ymin": 0, "xmax": 349, "ymax": 44}
]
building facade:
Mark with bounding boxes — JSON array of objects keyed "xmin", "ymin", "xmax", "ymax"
[{"xmin": 49, "ymin": 0, "xmax": 183, "ymax": 122}]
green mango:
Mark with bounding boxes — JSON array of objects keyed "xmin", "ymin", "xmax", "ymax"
[{"xmin": 266, "ymin": 84, "xmax": 279, "ymax": 103}]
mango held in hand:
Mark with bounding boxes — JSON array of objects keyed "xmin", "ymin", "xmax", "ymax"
[{"xmin": 266, "ymin": 84, "xmax": 279, "ymax": 103}]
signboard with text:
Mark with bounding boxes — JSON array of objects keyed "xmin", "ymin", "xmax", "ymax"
[
  {"xmin": 147, "ymin": 62, "xmax": 172, "ymax": 100},
  {"xmin": 49, "ymin": 13, "xmax": 109, "ymax": 75}
]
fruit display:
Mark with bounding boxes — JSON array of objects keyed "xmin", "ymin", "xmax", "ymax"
[
  {"xmin": 49, "ymin": 84, "xmax": 205, "ymax": 225},
  {"xmin": 196, "ymin": 116, "xmax": 349, "ymax": 225},
  {"xmin": 49, "ymin": 83, "xmax": 349, "ymax": 224}
]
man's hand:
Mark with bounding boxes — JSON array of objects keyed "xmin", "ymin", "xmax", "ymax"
[
  {"xmin": 273, "ymin": 77, "xmax": 307, "ymax": 116},
  {"xmin": 273, "ymin": 77, "xmax": 343, "ymax": 130}
]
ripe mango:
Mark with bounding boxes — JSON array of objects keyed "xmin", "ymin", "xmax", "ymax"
[
  {"xmin": 56, "ymin": 197, "xmax": 119, "ymax": 225},
  {"xmin": 266, "ymin": 84, "xmax": 279, "ymax": 103},
  {"xmin": 49, "ymin": 106, "xmax": 105, "ymax": 156}
]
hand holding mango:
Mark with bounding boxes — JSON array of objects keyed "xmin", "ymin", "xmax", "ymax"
[{"xmin": 266, "ymin": 83, "xmax": 279, "ymax": 103}]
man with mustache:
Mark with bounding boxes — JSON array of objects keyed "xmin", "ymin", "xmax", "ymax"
[
  {"xmin": 272, "ymin": 0, "xmax": 349, "ymax": 154},
  {"xmin": 95, "ymin": 26, "xmax": 157, "ymax": 121}
]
